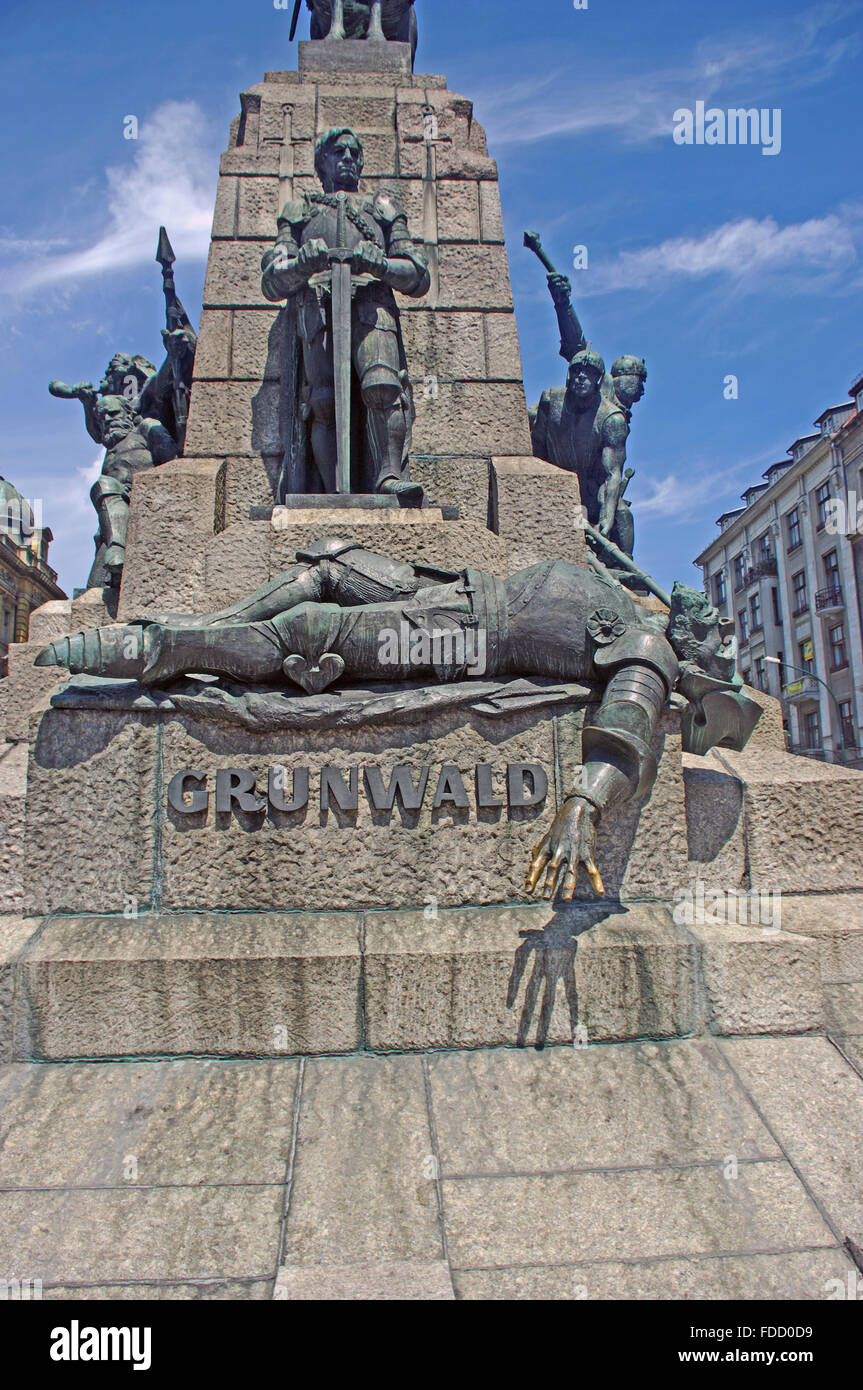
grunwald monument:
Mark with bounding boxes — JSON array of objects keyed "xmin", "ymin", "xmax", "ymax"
[{"xmin": 4, "ymin": 1, "xmax": 863, "ymax": 1059}]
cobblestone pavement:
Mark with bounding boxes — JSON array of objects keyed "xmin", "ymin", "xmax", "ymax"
[{"xmin": 1, "ymin": 1031, "xmax": 862, "ymax": 1301}]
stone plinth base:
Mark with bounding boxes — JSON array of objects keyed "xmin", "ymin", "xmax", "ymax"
[
  {"xmin": 298, "ymin": 39, "xmax": 413, "ymax": 78},
  {"xmin": 0, "ymin": 897, "xmax": 833, "ymax": 1062},
  {"xmin": 23, "ymin": 687, "xmax": 719, "ymax": 918}
]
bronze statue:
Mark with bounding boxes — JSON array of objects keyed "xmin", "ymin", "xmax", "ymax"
[
  {"xmin": 36, "ymin": 540, "xmax": 761, "ymax": 900},
  {"xmin": 525, "ymin": 231, "xmax": 647, "ymax": 562},
  {"xmin": 290, "ymin": 0, "xmax": 418, "ymax": 64},
  {"xmin": 49, "ymin": 228, "xmax": 197, "ymax": 590},
  {"xmin": 530, "ymin": 347, "xmax": 634, "ymax": 554},
  {"xmin": 83, "ymin": 397, "xmax": 180, "ymax": 588},
  {"xmin": 262, "ymin": 127, "xmax": 430, "ymax": 504}
]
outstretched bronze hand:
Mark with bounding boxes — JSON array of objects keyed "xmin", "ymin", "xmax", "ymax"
[{"xmin": 525, "ymin": 795, "xmax": 604, "ymax": 901}]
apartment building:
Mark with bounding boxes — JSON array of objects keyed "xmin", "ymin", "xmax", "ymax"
[
  {"xmin": 695, "ymin": 370, "xmax": 863, "ymax": 766},
  {"xmin": 0, "ymin": 475, "xmax": 66, "ymax": 677}
]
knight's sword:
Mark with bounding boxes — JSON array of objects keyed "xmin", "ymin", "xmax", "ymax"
[{"xmin": 329, "ymin": 192, "xmax": 353, "ymax": 494}]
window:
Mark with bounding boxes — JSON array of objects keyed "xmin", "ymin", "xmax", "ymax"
[
  {"xmin": 798, "ymin": 640, "xmax": 814, "ymax": 675},
  {"xmin": 750, "ymin": 592, "xmax": 762, "ymax": 630},
  {"xmin": 771, "ymin": 586, "xmax": 782, "ymax": 625},
  {"xmin": 755, "ymin": 656, "xmax": 767, "ymax": 691},
  {"xmin": 829, "ymin": 624, "xmax": 847, "ymax": 670},
  {"xmin": 791, "ymin": 570, "xmax": 808, "ymax": 615},
  {"xmin": 738, "ymin": 609, "xmax": 749, "ymax": 644},
  {"xmin": 816, "ymin": 482, "xmax": 831, "ymax": 530},
  {"xmin": 840, "ymin": 700, "xmax": 857, "ymax": 750},
  {"xmin": 733, "ymin": 553, "xmax": 746, "ymax": 591},
  {"xmin": 804, "ymin": 709, "xmax": 821, "ymax": 750},
  {"xmin": 714, "ymin": 570, "xmax": 726, "ymax": 605},
  {"xmin": 823, "ymin": 550, "xmax": 840, "ymax": 590},
  {"xmin": 756, "ymin": 534, "xmax": 772, "ymax": 564},
  {"xmin": 787, "ymin": 507, "xmax": 802, "ymax": 550}
]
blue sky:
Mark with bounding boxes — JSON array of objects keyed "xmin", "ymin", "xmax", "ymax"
[{"xmin": 1, "ymin": 0, "xmax": 861, "ymax": 595}]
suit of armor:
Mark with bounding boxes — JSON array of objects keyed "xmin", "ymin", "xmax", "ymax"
[{"xmin": 262, "ymin": 180, "xmax": 429, "ymax": 495}]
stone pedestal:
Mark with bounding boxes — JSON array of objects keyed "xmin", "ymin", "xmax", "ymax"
[{"xmin": 7, "ymin": 44, "xmax": 863, "ymax": 1068}]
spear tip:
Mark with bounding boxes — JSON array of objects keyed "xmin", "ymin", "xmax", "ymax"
[{"xmin": 156, "ymin": 225, "xmax": 176, "ymax": 267}]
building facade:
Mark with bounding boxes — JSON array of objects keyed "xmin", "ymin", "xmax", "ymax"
[
  {"xmin": 0, "ymin": 476, "xmax": 66, "ymax": 676},
  {"xmin": 695, "ymin": 371, "xmax": 863, "ymax": 767}
]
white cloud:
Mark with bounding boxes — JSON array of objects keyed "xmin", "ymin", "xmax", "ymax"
[
  {"xmin": 575, "ymin": 209, "xmax": 860, "ymax": 298},
  {"xmin": 631, "ymin": 445, "xmax": 785, "ymax": 523},
  {"xmin": 18, "ymin": 101, "xmax": 218, "ymax": 291},
  {"xmin": 477, "ymin": 3, "xmax": 862, "ymax": 147}
]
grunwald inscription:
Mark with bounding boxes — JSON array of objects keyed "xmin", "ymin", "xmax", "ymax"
[{"xmin": 167, "ymin": 763, "xmax": 549, "ymax": 819}]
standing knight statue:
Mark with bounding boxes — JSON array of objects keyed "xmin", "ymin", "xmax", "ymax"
[{"xmin": 262, "ymin": 127, "xmax": 430, "ymax": 504}]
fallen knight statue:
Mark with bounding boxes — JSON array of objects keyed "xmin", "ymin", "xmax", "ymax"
[{"xmin": 36, "ymin": 541, "xmax": 761, "ymax": 901}]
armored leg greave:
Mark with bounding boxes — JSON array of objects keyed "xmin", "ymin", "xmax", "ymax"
[
  {"xmin": 36, "ymin": 621, "xmax": 288, "ymax": 686},
  {"xmin": 90, "ymin": 476, "xmax": 131, "ymax": 581}
]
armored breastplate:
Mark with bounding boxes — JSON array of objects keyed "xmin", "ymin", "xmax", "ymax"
[
  {"xmin": 107, "ymin": 433, "xmax": 156, "ymax": 475},
  {"xmin": 301, "ymin": 193, "xmax": 385, "ymax": 253}
]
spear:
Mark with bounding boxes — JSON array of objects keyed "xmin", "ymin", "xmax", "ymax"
[
  {"xmin": 582, "ymin": 520, "xmax": 671, "ymax": 608},
  {"xmin": 155, "ymin": 226, "xmax": 193, "ymax": 449}
]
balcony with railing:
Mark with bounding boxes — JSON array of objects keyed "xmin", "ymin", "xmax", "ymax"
[
  {"xmin": 783, "ymin": 674, "xmax": 819, "ymax": 702},
  {"xmin": 746, "ymin": 556, "xmax": 778, "ymax": 583},
  {"xmin": 815, "ymin": 586, "xmax": 844, "ymax": 614}
]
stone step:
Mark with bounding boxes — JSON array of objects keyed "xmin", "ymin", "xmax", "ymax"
[{"xmin": 0, "ymin": 900, "xmax": 827, "ymax": 1062}]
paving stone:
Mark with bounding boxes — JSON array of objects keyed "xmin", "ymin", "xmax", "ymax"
[
  {"xmin": 720, "ymin": 1036, "xmax": 863, "ymax": 1237},
  {"xmin": 0, "ymin": 1060, "xmax": 299, "ymax": 1187},
  {"xmin": 42, "ymin": 1280, "xmax": 272, "ymax": 1300},
  {"xmin": 453, "ymin": 1248, "xmax": 856, "ymax": 1301},
  {"xmin": 280, "ymin": 1054, "xmax": 442, "ymax": 1266},
  {"xmin": 0, "ymin": 1185, "xmax": 283, "ymax": 1283},
  {"xmin": 440, "ymin": 1161, "xmax": 832, "ymax": 1269},
  {"xmin": 834, "ymin": 1035, "xmax": 863, "ymax": 1072},
  {"xmin": 273, "ymin": 1259, "xmax": 454, "ymax": 1300},
  {"xmin": 427, "ymin": 1040, "xmax": 779, "ymax": 1174}
]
